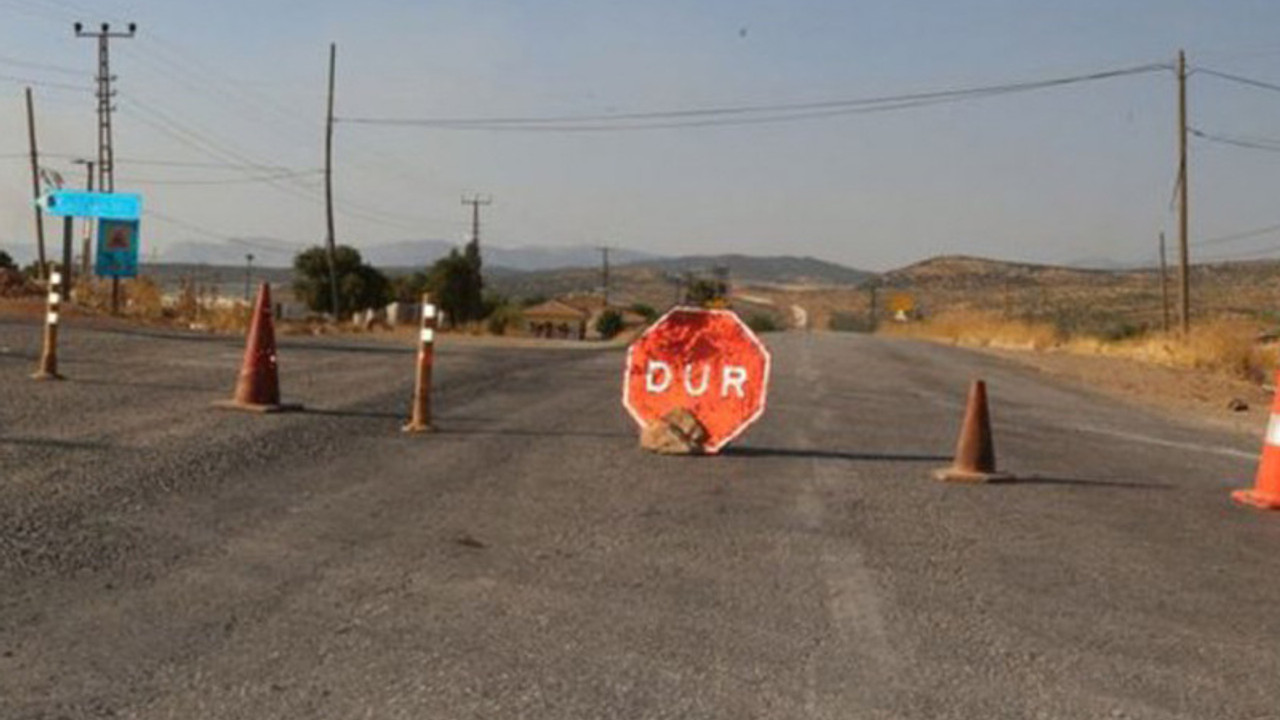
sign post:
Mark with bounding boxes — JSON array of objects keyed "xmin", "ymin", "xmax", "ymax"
[
  {"xmin": 39, "ymin": 190, "xmax": 141, "ymax": 315},
  {"xmin": 623, "ymin": 307, "xmax": 771, "ymax": 454}
]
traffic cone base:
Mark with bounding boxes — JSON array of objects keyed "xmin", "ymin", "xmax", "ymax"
[
  {"xmin": 1232, "ymin": 488, "xmax": 1280, "ymax": 510},
  {"xmin": 934, "ymin": 379, "xmax": 1015, "ymax": 484},
  {"xmin": 212, "ymin": 399, "xmax": 303, "ymax": 414},
  {"xmin": 933, "ymin": 467, "xmax": 1014, "ymax": 484}
]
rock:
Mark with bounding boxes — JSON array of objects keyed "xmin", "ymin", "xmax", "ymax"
[
  {"xmin": 1227, "ymin": 398, "xmax": 1249, "ymax": 412},
  {"xmin": 454, "ymin": 532, "xmax": 487, "ymax": 549},
  {"xmin": 640, "ymin": 407, "xmax": 708, "ymax": 455}
]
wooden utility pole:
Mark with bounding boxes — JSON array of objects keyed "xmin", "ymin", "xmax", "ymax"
[
  {"xmin": 868, "ymin": 284, "xmax": 878, "ymax": 331},
  {"xmin": 1177, "ymin": 50, "xmax": 1191, "ymax": 334},
  {"xmin": 1159, "ymin": 232, "xmax": 1171, "ymax": 333},
  {"xmin": 323, "ymin": 42, "xmax": 341, "ymax": 319},
  {"xmin": 25, "ymin": 87, "xmax": 47, "ymax": 281},
  {"xmin": 599, "ymin": 246, "xmax": 611, "ymax": 307},
  {"xmin": 75, "ymin": 159, "xmax": 94, "ymax": 281}
]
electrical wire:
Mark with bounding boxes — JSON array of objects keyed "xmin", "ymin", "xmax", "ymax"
[
  {"xmin": 1193, "ymin": 221, "xmax": 1280, "ymax": 248},
  {"xmin": 0, "ymin": 54, "xmax": 84, "ymax": 77},
  {"xmin": 337, "ymin": 63, "xmax": 1171, "ymax": 131},
  {"xmin": 118, "ymin": 170, "xmax": 323, "ymax": 186},
  {"xmin": 0, "ymin": 72, "xmax": 91, "ymax": 92},
  {"xmin": 146, "ymin": 209, "xmax": 306, "ymax": 253},
  {"xmin": 1189, "ymin": 127, "xmax": 1280, "ymax": 153},
  {"xmin": 1195, "ymin": 67, "xmax": 1280, "ymax": 96}
]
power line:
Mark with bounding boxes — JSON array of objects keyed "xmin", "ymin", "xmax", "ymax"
[
  {"xmin": 0, "ymin": 72, "xmax": 91, "ymax": 91},
  {"xmin": 0, "ymin": 54, "xmax": 84, "ymax": 76},
  {"xmin": 1194, "ymin": 67, "xmax": 1280, "ymax": 96},
  {"xmin": 1193, "ymin": 221, "xmax": 1280, "ymax": 248},
  {"xmin": 118, "ymin": 169, "xmax": 323, "ymax": 186},
  {"xmin": 1189, "ymin": 127, "xmax": 1280, "ymax": 153},
  {"xmin": 146, "ymin": 209, "xmax": 305, "ymax": 253},
  {"xmin": 337, "ymin": 63, "xmax": 1170, "ymax": 131}
]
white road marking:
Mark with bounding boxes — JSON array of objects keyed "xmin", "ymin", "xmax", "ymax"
[{"xmin": 1075, "ymin": 425, "xmax": 1256, "ymax": 461}]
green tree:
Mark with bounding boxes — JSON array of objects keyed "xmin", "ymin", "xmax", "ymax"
[
  {"xmin": 596, "ymin": 309, "xmax": 624, "ymax": 339},
  {"xmin": 292, "ymin": 245, "xmax": 392, "ymax": 315},
  {"xmin": 629, "ymin": 302, "xmax": 657, "ymax": 322},
  {"xmin": 427, "ymin": 249, "xmax": 475, "ymax": 328},
  {"xmin": 463, "ymin": 237, "xmax": 484, "ymax": 321},
  {"xmin": 0, "ymin": 250, "xmax": 15, "ymax": 271},
  {"xmin": 391, "ymin": 271, "xmax": 430, "ymax": 303}
]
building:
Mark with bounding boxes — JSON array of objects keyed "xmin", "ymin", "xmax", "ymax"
[{"xmin": 522, "ymin": 299, "xmax": 590, "ymax": 339}]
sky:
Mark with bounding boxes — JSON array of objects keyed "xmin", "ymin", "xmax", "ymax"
[{"xmin": 4, "ymin": 0, "xmax": 1280, "ymax": 271}]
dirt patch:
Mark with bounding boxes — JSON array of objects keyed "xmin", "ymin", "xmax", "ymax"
[{"xmin": 984, "ymin": 346, "xmax": 1270, "ymax": 438}]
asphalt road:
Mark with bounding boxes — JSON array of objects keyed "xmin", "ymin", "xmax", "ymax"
[{"xmin": 2, "ymin": 317, "xmax": 1278, "ymax": 719}]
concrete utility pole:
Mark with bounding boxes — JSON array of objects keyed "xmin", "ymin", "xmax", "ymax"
[
  {"xmin": 323, "ymin": 42, "xmax": 341, "ymax": 319},
  {"xmin": 598, "ymin": 246, "xmax": 611, "ymax": 307},
  {"xmin": 1177, "ymin": 49, "xmax": 1191, "ymax": 335},
  {"xmin": 25, "ymin": 87, "xmax": 47, "ymax": 280},
  {"xmin": 461, "ymin": 194, "xmax": 492, "ymax": 249},
  {"xmin": 1159, "ymin": 232, "xmax": 1171, "ymax": 333},
  {"xmin": 74, "ymin": 22, "xmax": 135, "ymax": 193},
  {"xmin": 76, "ymin": 21, "xmax": 135, "ymax": 314}
]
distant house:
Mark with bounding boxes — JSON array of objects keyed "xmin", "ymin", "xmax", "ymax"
[
  {"xmin": 522, "ymin": 299, "xmax": 590, "ymax": 339},
  {"xmin": 557, "ymin": 294, "xmax": 649, "ymax": 339}
]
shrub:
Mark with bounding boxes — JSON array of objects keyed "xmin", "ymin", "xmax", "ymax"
[
  {"xmin": 596, "ymin": 309, "xmax": 624, "ymax": 339},
  {"xmin": 745, "ymin": 313, "xmax": 780, "ymax": 333}
]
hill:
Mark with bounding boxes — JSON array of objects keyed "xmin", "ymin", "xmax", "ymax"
[{"xmin": 628, "ymin": 254, "xmax": 874, "ymax": 287}]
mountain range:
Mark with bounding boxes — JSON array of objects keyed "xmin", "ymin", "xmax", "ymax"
[{"xmin": 151, "ymin": 239, "xmax": 659, "ymax": 273}]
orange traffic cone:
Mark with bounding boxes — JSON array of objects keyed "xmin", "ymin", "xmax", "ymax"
[
  {"xmin": 213, "ymin": 282, "xmax": 301, "ymax": 413},
  {"xmin": 933, "ymin": 379, "xmax": 1013, "ymax": 483},
  {"xmin": 1232, "ymin": 376, "xmax": 1280, "ymax": 510}
]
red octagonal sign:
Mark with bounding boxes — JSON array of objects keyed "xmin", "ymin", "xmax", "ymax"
[{"xmin": 623, "ymin": 308, "xmax": 772, "ymax": 453}]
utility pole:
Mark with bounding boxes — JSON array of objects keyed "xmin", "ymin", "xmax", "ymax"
[
  {"xmin": 598, "ymin": 245, "xmax": 611, "ymax": 307},
  {"xmin": 1177, "ymin": 49, "xmax": 1191, "ymax": 335},
  {"xmin": 323, "ymin": 42, "xmax": 341, "ymax": 319},
  {"xmin": 244, "ymin": 253, "xmax": 254, "ymax": 301},
  {"xmin": 74, "ymin": 22, "xmax": 135, "ymax": 192},
  {"xmin": 868, "ymin": 283, "xmax": 878, "ymax": 332},
  {"xmin": 1159, "ymin": 232, "xmax": 1171, "ymax": 333},
  {"xmin": 461, "ymin": 194, "xmax": 492, "ymax": 249},
  {"xmin": 25, "ymin": 87, "xmax": 47, "ymax": 281},
  {"xmin": 73, "ymin": 159, "xmax": 94, "ymax": 281},
  {"xmin": 76, "ymin": 21, "xmax": 135, "ymax": 314},
  {"xmin": 460, "ymin": 194, "xmax": 491, "ymax": 322}
]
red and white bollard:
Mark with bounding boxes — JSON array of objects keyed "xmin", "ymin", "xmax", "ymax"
[
  {"xmin": 32, "ymin": 267, "xmax": 63, "ymax": 381},
  {"xmin": 403, "ymin": 294, "xmax": 437, "ymax": 433}
]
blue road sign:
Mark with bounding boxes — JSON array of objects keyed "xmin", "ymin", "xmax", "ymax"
[
  {"xmin": 41, "ymin": 190, "xmax": 142, "ymax": 220},
  {"xmin": 95, "ymin": 219, "xmax": 141, "ymax": 278}
]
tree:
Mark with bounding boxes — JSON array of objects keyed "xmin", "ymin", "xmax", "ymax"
[
  {"xmin": 391, "ymin": 271, "xmax": 430, "ymax": 303},
  {"xmin": 596, "ymin": 309, "xmax": 624, "ymax": 339},
  {"xmin": 0, "ymin": 250, "xmax": 14, "ymax": 271},
  {"xmin": 463, "ymin": 237, "xmax": 484, "ymax": 321},
  {"xmin": 426, "ymin": 249, "xmax": 475, "ymax": 328},
  {"xmin": 629, "ymin": 303, "xmax": 657, "ymax": 322},
  {"xmin": 293, "ymin": 245, "xmax": 391, "ymax": 315}
]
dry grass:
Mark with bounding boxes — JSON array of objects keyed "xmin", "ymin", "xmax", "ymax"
[
  {"xmin": 882, "ymin": 310, "xmax": 1060, "ymax": 351},
  {"xmin": 885, "ymin": 310, "xmax": 1277, "ymax": 383},
  {"xmin": 69, "ymin": 276, "xmax": 254, "ymax": 334}
]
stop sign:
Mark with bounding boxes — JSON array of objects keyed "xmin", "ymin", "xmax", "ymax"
[{"xmin": 623, "ymin": 308, "xmax": 772, "ymax": 453}]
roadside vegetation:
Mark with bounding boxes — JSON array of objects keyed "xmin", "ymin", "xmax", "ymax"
[{"xmin": 881, "ymin": 309, "xmax": 1277, "ymax": 383}]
